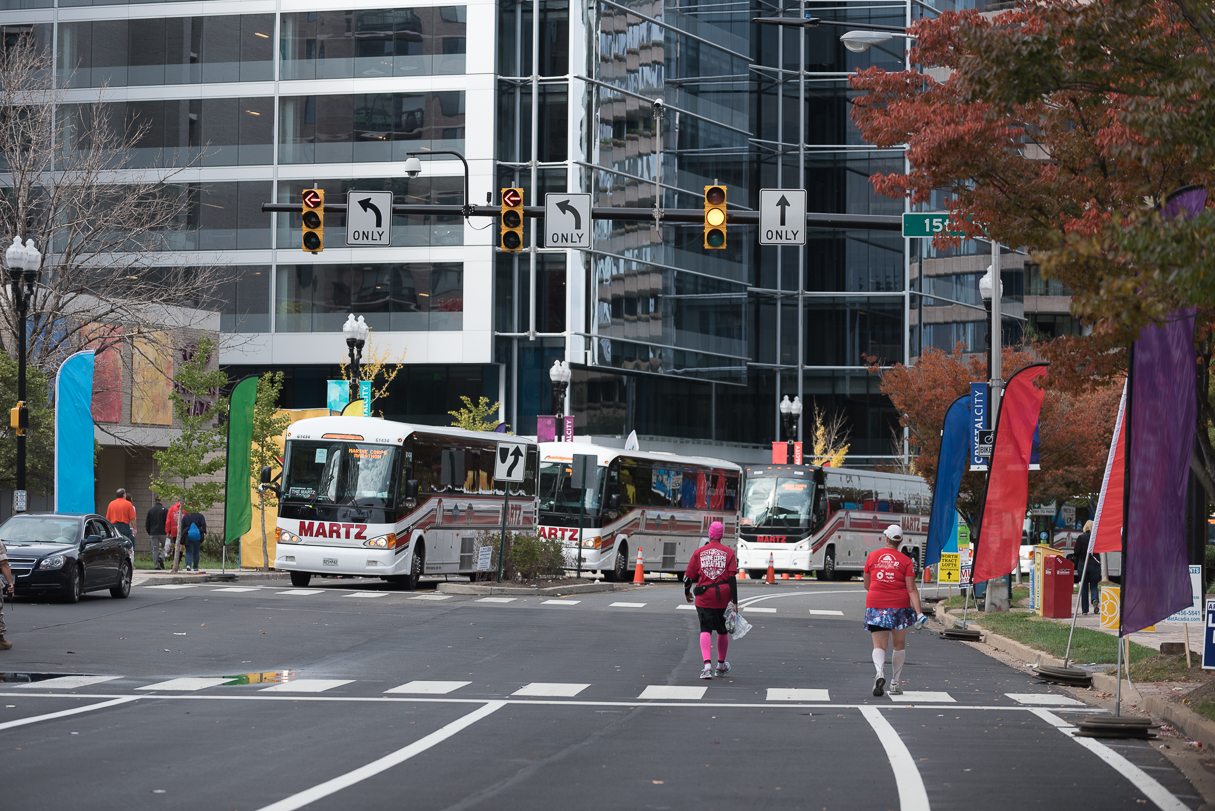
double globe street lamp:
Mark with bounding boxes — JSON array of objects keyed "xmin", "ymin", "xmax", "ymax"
[
  {"xmin": 779, "ymin": 394, "xmax": 802, "ymax": 463},
  {"xmin": 5, "ymin": 236, "xmax": 42, "ymax": 510},
  {"xmin": 549, "ymin": 359, "xmax": 572, "ymax": 430},
  {"xmin": 343, "ymin": 313, "xmax": 370, "ymax": 405}
]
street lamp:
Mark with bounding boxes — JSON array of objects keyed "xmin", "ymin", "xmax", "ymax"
[
  {"xmin": 978, "ymin": 264, "xmax": 1003, "ymax": 413},
  {"xmin": 404, "ymin": 150, "xmax": 475, "ymax": 218},
  {"xmin": 549, "ymin": 359, "xmax": 571, "ymax": 425},
  {"xmin": 5, "ymin": 236, "xmax": 41, "ymax": 511},
  {"xmin": 342, "ymin": 314, "xmax": 369, "ymax": 404},
  {"xmin": 779, "ymin": 395, "xmax": 802, "ymax": 463}
]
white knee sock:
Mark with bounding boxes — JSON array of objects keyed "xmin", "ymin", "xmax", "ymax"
[
  {"xmin": 871, "ymin": 647, "xmax": 886, "ymax": 677},
  {"xmin": 892, "ymin": 649, "xmax": 906, "ymax": 684}
]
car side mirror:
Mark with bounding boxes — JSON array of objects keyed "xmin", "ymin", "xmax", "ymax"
[
  {"xmin": 260, "ymin": 465, "xmax": 273, "ymax": 484},
  {"xmin": 83, "ymin": 534, "xmax": 102, "ymax": 547}
]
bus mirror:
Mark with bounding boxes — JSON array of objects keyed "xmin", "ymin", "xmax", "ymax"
[
  {"xmin": 260, "ymin": 465, "xmax": 273, "ymax": 484},
  {"xmin": 609, "ymin": 493, "xmax": 621, "ymax": 511}
]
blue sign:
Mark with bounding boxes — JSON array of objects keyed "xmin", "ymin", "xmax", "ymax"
[
  {"xmin": 360, "ymin": 380, "xmax": 373, "ymax": 416},
  {"xmin": 1204, "ymin": 599, "xmax": 1215, "ymax": 670},
  {"xmin": 970, "ymin": 382, "xmax": 988, "ymax": 470}
]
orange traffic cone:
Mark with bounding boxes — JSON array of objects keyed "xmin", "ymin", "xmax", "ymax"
[
  {"xmin": 632, "ymin": 546, "xmax": 645, "ymax": 584},
  {"xmin": 739, "ymin": 570, "xmax": 748, "ymax": 579},
  {"xmin": 795, "ymin": 574, "xmax": 803, "ymax": 580},
  {"xmin": 765, "ymin": 552, "xmax": 776, "ymax": 585}
]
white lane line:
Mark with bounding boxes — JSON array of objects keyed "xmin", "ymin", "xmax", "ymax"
[
  {"xmin": 213, "ymin": 587, "xmax": 260, "ymax": 593},
  {"xmin": 512, "ymin": 683, "xmax": 590, "ymax": 697},
  {"xmin": 738, "ymin": 589, "xmax": 864, "ymax": 607},
  {"xmin": 260, "ymin": 680, "xmax": 355, "ymax": 693},
  {"xmin": 859, "ymin": 706, "xmax": 931, "ymax": 811},
  {"xmin": 638, "ymin": 685, "xmax": 707, "ymax": 700},
  {"xmin": 676, "ymin": 604, "xmax": 696, "ymax": 611},
  {"xmin": 808, "ymin": 609, "xmax": 845, "ymax": 616},
  {"xmin": 14, "ymin": 676, "xmax": 121, "ymax": 690},
  {"xmin": 1031, "ymin": 709, "xmax": 1187, "ymax": 811},
  {"xmin": 137, "ymin": 678, "xmax": 234, "ymax": 692},
  {"xmin": 889, "ymin": 691, "xmax": 954, "ymax": 703},
  {"xmin": 348, "ymin": 592, "xmax": 388, "ymax": 599},
  {"xmin": 146, "ymin": 584, "xmax": 200, "ymax": 590},
  {"xmin": 410, "ymin": 594, "xmax": 453, "ymax": 601},
  {"xmin": 253, "ymin": 701, "xmax": 506, "ymax": 811},
  {"xmin": 743, "ymin": 607, "xmax": 777, "ymax": 613},
  {"xmin": 276, "ymin": 589, "xmax": 326, "ymax": 596},
  {"xmin": 767, "ymin": 688, "xmax": 830, "ymax": 702},
  {"xmin": 610, "ymin": 602, "xmax": 646, "ymax": 608},
  {"xmin": 477, "ymin": 597, "xmax": 517, "ymax": 603},
  {"xmin": 0, "ymin": 696, "xmax": 141, "ymax": 732},
  {"xmin": 385, "ymin": 681, "xmax": 471, "ymax": 695},
  {"xmin": 541, "ymin": 600, "xmax": 581, "ymax": 605},
  {"xmin": 1006, "ymin": 693, "xmax": 1083, "ymax": 706}
]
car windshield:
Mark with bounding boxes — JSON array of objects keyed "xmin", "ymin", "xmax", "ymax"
[
  {"xmin": 539, "ymin": 462, "xmax": 603, "ymax": 514},
  {"xmin": 741, "ymin": 478, "xmax": 815, "ymax": 529},
  {"xmin": 0, "ymin": 516, "xmax": 79, "ymax": 544},
  {"xmin": 282, "ymin": 441, "xmax": 399, "ymax": 506}
]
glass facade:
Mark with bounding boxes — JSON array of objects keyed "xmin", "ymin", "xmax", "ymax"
[
  {"xmin": 280, "ymin": 8, "xmax": 467, "ymax": 79},
  {"xmin": 275, "ymin": 262, "xmax": 463, "ymax": 333},
  {"xmin": 278, "ymin": 92, "xmax": 465, "ymax": 164}
]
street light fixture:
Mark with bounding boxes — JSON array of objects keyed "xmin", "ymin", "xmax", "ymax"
[
  {"xmin": 342, "ymin": 314, "xmax": 369, "ymax": 405},
  {"xmin": 5, "ymin": 236, "xmax": 41, "ymax": 511},
  {"xmin": 779, "ymin": 395, "xmax": 802, "ymax": 463},
  {"xmin": 549, "ymin": 359, "xmax": 572, "ymax": 424},
  {"xmin": 403, "ymin": 150, "xmax": 475, "ymax": 218}
]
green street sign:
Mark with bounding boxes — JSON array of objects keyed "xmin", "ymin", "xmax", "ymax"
[{"xmin": 902, "ymin": 212, "xmax": 965, "ymax": 238}]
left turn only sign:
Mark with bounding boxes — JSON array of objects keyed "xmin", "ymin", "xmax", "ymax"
[
  {"xmin": 346, "ymin": 190, "xmax": 393, "ymax": 246},
  {"xmin": 545, "ymin": 193, "xmax": 592, "ymax": 249}
]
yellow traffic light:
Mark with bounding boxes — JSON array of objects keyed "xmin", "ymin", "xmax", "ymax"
[
  {"xmin": 302, "ymin": 188, "xmax": 324, "ymax": 252},
  {"xmin": 704, "ymin": 185, "xmax": 727, "ymax": 249},
  {"xmin": 10, "ymin": 401, "xmax": 25, "ymax": 435},
  {"xmin": 500, "ymin": 188, "xmax": 524, "ymax": 251}
]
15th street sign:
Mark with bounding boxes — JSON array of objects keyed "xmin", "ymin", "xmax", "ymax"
[{"xmin": 902, "ymin": 212, "xmax": 965, "ymax": 238}]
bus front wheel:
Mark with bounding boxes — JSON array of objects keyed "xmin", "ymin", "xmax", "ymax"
[
  {"xmin": 290, "ymin": 571, "xmax": 311, "ymax": 588},
  {"xmin": 404, "ymin": 544, "xmax": 425, "ymax": 591},
  {"xmin": 606, "ymin": 546, "xmax": 628, "ymax": 582},
  {"xmin": 818, "ymin": 549, "xmax": 837, "ymax": 582}
]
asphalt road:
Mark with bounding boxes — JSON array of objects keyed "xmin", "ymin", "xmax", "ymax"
[{"xmin": 0, "ymin": 578, "xmax": 1205, "ymax": 811}]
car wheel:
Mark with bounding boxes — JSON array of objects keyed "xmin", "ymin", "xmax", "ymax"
[
  {"xmin": 290, "ymin": 571, "xmax": 312, "ymax": 588},
  {"xmin": 64, "ymin": 565, "xmax": 83, "ymax": 603},
  {"xmin": 404, "ymin": 544, "xmax": 425, "ymax": 591},
  {"xmin": 110, "ymin": 562, "xmax": 132, "ymax": 599}
]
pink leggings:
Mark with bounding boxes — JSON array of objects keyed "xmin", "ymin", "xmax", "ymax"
[{"xmin": 700, "ymin": 632, "xmax": 728, "ymax": 662}]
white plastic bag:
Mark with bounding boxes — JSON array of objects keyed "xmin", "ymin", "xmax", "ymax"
[{"xmin": 724, "ymin": 604, "xmax": 753, "ymax": 640}]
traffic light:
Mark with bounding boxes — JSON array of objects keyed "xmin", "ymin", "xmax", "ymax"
[
  {"xmin": 302, "ymin": 188, "xmax": 324, "ymax": 252},
  {"xmin": 10, "ymin": 401, "xmax": 26, "ymax": 435},
  {"xmin": 704, "ymin": 185, "xmax": 727, "ymax": 249},
  {"xmin": 500, "ymin": 187, "xmax": 524, "ymax": 251}
]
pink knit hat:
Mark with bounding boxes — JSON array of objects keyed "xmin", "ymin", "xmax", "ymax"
[{"xmin": 708, "ymin": 521, "xmax": 724, "ymax": 540}]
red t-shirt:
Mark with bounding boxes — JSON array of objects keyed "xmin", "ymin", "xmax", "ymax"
[
  {"xmin": 684, "ymin": 541, "xmax": 737, "ymax": 608},
  {"xmin": 864, "ymin": 547, "xmax": 913, "ymax": 609}
]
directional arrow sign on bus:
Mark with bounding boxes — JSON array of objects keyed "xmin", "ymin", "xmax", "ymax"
[
  {"xmin": 346, "ymin": 190, "xmax": 393, "ymax": 246},
  {"xmin": 545, "ymin": 193, "xmax": 591, "ymax": 249},
  {"xmin": 758, "ymin": 189, "xmax": 806, "ymax": 245},
  {"xmin": 495, "ymin": 441, "xmax": 528, "ymax": 482}
]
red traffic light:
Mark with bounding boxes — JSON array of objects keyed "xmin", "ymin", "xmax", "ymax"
[
  {"xmin": 302, "ymin": 189, "xmax": 323, "ymax": 209},
  {"xmin": 501, "ymin": 188, "xmax": 522, "ymax": 207}
]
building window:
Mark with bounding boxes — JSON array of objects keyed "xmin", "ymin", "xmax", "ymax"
[
  {"xmin": 278, "ymin": 92, "xmax": 464, "ymax": 163},
  {"xmin": 275, "ymin": 262, "xmax": 463, "ymax": 333},
  {"xmin": 280, "ymin": 7, "xmax": 466, "ymax": 80},
  {"xmin": 160, "ymin": 182, "xmax": 272, "ymax": 251},
  {"xmin": 213, "ymin": 266, "xmax": 271, "ymax": 333}
]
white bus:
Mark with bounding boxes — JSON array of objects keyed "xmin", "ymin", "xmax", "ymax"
[
  {"xmin": 737, "ymin": 465, "xmax": 931, "ymax": 580},
  {"xmin": 537, "ymin": 442, "xmax": 742, "ymax": 580},
  {"xmin": 268, "ymin": 416, "xmax": 538, "ymax": 589}
]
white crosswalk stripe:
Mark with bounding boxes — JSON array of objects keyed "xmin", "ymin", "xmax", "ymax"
[
  {"xmin": 889, "ymin": 691, "xmax": 955, "ymax": 703},
  {"xmin": 767, "ymin": 688, "xmax": 830, "ymax": 702},
  {"xmin": 348, "ymin": 592, "xmax": 388, "ymax": 598},
  {"xmin": 541, "ymin": 600, "xmax": 580, "ymax": 605},
  {"xmin": 676, "ymin": 605, "xmax": 696, "ymax": 611},
  {"xmin": 212, "ymin": 587, "xmax": 259, "ymax": 593},
  {"xmin": 807, "ymin": 609, "xmax": 845, "ymax": 616},
  {"xmin": 276, "ymin": 589, "xmax": 326, "ymax": 596},
  {"xmin": 260, "ymin": 680, "xmax": 355, "ymax": 693},
  {"xmin": 743, "ymin": 607, "xmax": 776, "ymax": 613},
  {"xmin": 410, "ymin": 594, "xmax": 454, "ymax": 601},
  {"xmin": 476, "ymin": 597, "xmax": 517, "ymax": 603},
  {"xmin": 638, "ymin": 685, "xmax": 706, "ymax": 700},
  {"xmin": 1005, "ymin": 693, "xmax": 1083, "ymax": 706},
  {"xmin": 513, "ymin": 683, "xmax": 590, "ymax": 697},
  {"xmin": 384, "ymin": 681, "xmax": 471, "ymax": 695},
  {"xmin": 14, "ymin": 676, "xmax": 121, "ymax": 690},
  {"xmin": 609, "ymin": 602, "xmax": 646, "ymax": 608},
  {"xmin": 146, "ymin": 584, "xmax": 200, "ymax": 590},
  {"xmin": 138, "ymin": 678, "xmax": 234, "ymax": 691}
]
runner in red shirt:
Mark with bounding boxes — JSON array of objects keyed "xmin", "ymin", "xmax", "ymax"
[
  {"xmin": 684, "ymin": 521, "xmax": 738, "ymax": 680},
  {"xmin": 863, "ymin": 524, "xmax": 926, "ymax": 697}
]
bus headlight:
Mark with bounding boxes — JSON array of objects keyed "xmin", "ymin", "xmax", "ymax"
[
  {"xmin": 364, "ymin": 534, "xmax": 395, "ymax": 549},
  {"xmin": 581, "ymin": 538, "xmax": 601, "ymax": 549},
  {"xmin": 277, "ymin": 529, "xmax": 302, "ymax": 544}
]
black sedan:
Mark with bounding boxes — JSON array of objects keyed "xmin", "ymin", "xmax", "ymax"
[{"xmin": 1, "ymin": 513, "xmax": 134, "ymax": 602}]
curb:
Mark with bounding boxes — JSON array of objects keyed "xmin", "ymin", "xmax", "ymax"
[
  {"xmin": 937, "ymin": 606, "xmax": 1215, "ymax": 746},
  {"xmin": 437, "ymin": 581, "xmax": 642, "ymax": 596},
  {"xmin": 133, "ymin": 571, "xmax": 291, "ymax": 587}
]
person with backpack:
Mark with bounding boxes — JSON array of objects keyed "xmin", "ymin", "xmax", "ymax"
[
  {"xmin": 683, "ymin": 521, "xmax": 738, "ymax": 680},
  {"xmin": 181, "ymin": 508, "xmax": 207, "ymax": 573}
]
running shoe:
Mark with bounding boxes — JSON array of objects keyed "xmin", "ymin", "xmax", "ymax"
[
  {"xmin": 716, "ymin": 661, "xmax": 731, "ymax": 677},
  {"xmin": 888, "ymin": 683, "xmax": 903, "ymax": 696},
  {"xmin": 699, "ymin": 663, "xmax": 714, "ymax": 680},
  {"xmin": 873, "ymin": 676, "xmax": 886, "ymax": 697}
]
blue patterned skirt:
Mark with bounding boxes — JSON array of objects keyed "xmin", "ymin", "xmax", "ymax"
[{"xmin": 863, "ymin": 606, "xmax": 917, "ymax": 631}]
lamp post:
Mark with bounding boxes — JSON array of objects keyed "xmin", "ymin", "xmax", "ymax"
[
  {"xmin": 779, "ymin": 395, "xmax": 802, "ymax": 464},
  {"xmin": 342, "ymin": 314, "xmax": 369, "ymax": 404},
  {"xmin": 5, "ymin": 236, "xmax": 41, "ymax": 511},
  {"xmin": 549, "ymin": 360, "xmax": 571, "ymax": 438},
  {"xmin": 979, "ymin": 258, "xmax": 1008, "ymax": 609},
  {"xmin": 403, "ymin": 150, "xmax": 475, "ymax": 218}
]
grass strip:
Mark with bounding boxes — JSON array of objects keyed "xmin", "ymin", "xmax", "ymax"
[{"xmin": 955, "ymin": 608, "xmax": 1157, "ymax": 666}]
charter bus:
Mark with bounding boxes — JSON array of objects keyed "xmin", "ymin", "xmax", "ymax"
[
  {"xmin": 538, "ymin": 442, "xmax": 742, "ymax": 580},
  {"xmin": 269, "ymin": 416, "xmax": 538, "ymax": 589},
  {"xmin": 737, "ymin": 465, "xmax": 931, "ymax": 580}
]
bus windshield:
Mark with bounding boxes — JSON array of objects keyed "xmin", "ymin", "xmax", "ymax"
[
  {"xmin": 539, "ymin": 462, "xmax": 603, "ymax": 514},
  {"xmin": 741, "ymin": 477, "xmax": 815, "ymax": 529},
  {"xmin": 283, "ymin": 441, "xmax": 399, "ymax": 507}
]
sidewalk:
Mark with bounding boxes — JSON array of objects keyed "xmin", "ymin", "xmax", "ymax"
[
  {"xmin": 132, "ymin": 569, "xmax": 290, "ymax": 587},
  {"xmin": 1041, "ymin": 594, "xmax": 1204, "ymax": 655}
]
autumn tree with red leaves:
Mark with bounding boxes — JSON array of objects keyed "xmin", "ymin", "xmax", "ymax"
[{"xmin": 850, "ymin": 0, "xmax": 1215, "ymax": 500}]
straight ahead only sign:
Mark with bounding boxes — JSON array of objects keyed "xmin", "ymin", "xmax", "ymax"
[{"xmin": 758, "ymin": 189, "xmax": 806, "ymax": 245}]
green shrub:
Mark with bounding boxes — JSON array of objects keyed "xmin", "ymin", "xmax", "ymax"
[{"xmin": 472, "ymin": 529, "xmax": 564, "ymax": 581}]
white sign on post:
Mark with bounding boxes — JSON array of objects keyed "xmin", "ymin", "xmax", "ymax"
[
  {"xmin": 494, "ymin": 441, "xmax": 528, "ymax": 482},
  {"xmin": 758, "ymin": 189, "xmax": 806, "ymax": 245},
  {"xmin": 345, "ymin": 190, "xmax": 393, "ymax": 246},
  {"xmin": 1165, "ymin": 565, "xmax": 1203, "ymax": 623},
  {"xmin": 476, "ymin": 545, "xmax": 493, "ymax": 571},
  {"xmin": 544, "ymin": 193, "xmax": 591, "ymax": 249}
]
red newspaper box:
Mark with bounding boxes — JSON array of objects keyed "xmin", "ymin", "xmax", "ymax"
[{"xmin": 1042, "ymin": 555, "xmax": 1075, "ymax": 619}]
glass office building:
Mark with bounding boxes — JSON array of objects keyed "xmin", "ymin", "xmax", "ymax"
[{"xmin": 4, "ymin": 0, "xmax": 1048, "ymax": 466}]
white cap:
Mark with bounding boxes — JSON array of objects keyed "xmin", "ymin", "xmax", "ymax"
[{"xmin": 884, "ymin": 524, "xmax": 903, "ymax": 542}]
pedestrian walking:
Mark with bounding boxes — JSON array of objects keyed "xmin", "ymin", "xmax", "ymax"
[
  {"xmin": 181, "ymin": 508, "xmax": 207, "ymax": 573},
  {"xmin": 1073, "ymin": 520, "xmax": 1100, "ymax": 615},
  {"xmin": 106, "ymin": 489, "xmax": 137, "ymax": 542},
  {"xmin": 863, "ymin": 525, "xmax": 926, "ymax": 697},
  {"xmin": 0, "ymin": 536, "xmax": 14, "ymax": 650},
  {"xmin": 166, "ymin": 500, "xmax": 182, "ymax": 569},
  {"xmin": 683, "ymin": 520, "xmax": 738, "ymax": 680},
  {"xmin": 146, "ymin": 496, "xmax": 169, "ymax": 570}
]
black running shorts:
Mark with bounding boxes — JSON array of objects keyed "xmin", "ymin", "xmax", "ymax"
[{"xmin": 697, "ymin": 606, "xmax": 728, "ymax": 635}]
